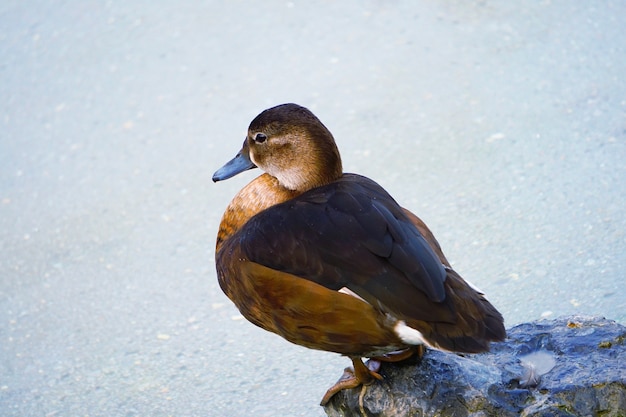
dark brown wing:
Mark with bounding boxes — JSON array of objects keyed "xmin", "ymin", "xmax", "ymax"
[{"xmin": 239, "ymin": 174, "xmax": 457, "ymax": 323}]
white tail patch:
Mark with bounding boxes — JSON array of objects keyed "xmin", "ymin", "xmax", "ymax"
[
  {"xmin": 393, "ymin": 320, "xmax": 430, "ymax": 346},
  {"xmin": 337, "ymin": 288, "xmax": 440, "ymax": 350}
]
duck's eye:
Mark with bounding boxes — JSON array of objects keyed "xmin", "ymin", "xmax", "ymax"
[{"xmin": 254, "ymin": 133, "xmax": 267, "ymax": 143}]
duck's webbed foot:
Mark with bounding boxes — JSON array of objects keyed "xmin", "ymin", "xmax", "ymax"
[
  {"xmin": 320, "ymin": 346, "xmax": 425, "ymax": 406},
  {"xmin": 320, "ymin": 357, "xmax": 382, "ymax": 406}
]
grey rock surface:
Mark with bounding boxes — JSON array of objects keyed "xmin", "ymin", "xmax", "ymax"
[{"xmin": 324, "ymin": 316, "xmax": 626, "ymax": 417}]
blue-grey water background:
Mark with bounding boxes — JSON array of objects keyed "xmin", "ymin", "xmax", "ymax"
[{"xmin": 1, "ymin": 1, "xmax": 625, "ymax": 416}]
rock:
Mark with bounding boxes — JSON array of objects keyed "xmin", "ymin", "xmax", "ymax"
[{"xmin": 323, "ymin": 316, "xmax": 626, "ymax": 417}]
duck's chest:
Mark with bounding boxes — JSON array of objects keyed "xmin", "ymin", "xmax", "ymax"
[
  {"xmin": 214, "ymin": 173, "xmax": 302, "ymax": 328},
  {"xmin": 215, "ymin": 174, "xmax": 298, "ymax": 252}
]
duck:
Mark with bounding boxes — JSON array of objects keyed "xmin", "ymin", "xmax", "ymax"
[{"xmin": 212, "ymin": 103, "xmax": 506, "ymax": 406}]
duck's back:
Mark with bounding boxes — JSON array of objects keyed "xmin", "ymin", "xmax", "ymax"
[{"xmin": 216, "ymin": 173, "xmax": 505, "ymax": 355}]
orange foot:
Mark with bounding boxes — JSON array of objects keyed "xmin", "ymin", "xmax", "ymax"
[
  {"xmin": 320, "ymin": 346, "xmax": 424, "ymax": 406},
  {"xmin": 320, "ymin": 357, "xmax": 382, "ymax": 406}
]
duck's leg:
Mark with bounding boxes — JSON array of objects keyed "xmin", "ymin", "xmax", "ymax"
[
  {"xmin": 320, "ymin": 347, "xmax": 425, "ymax": 406},
  {"xmin": 373, "ymin": 345, "xmax": 424, "ymax": 363},
  {"xmin": 319, "ymin": 357, "xmax": 382, "ymax": 406}
]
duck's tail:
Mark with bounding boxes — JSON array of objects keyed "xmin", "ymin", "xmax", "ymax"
[{"xmin": 409, "ymin": 268, "xmax": 506, "ymax": 354}]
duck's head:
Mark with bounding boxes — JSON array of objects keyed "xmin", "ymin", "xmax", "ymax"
[{"xmin": 212, "ymin": 103, "xmax": 343, "ymax": 192}]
